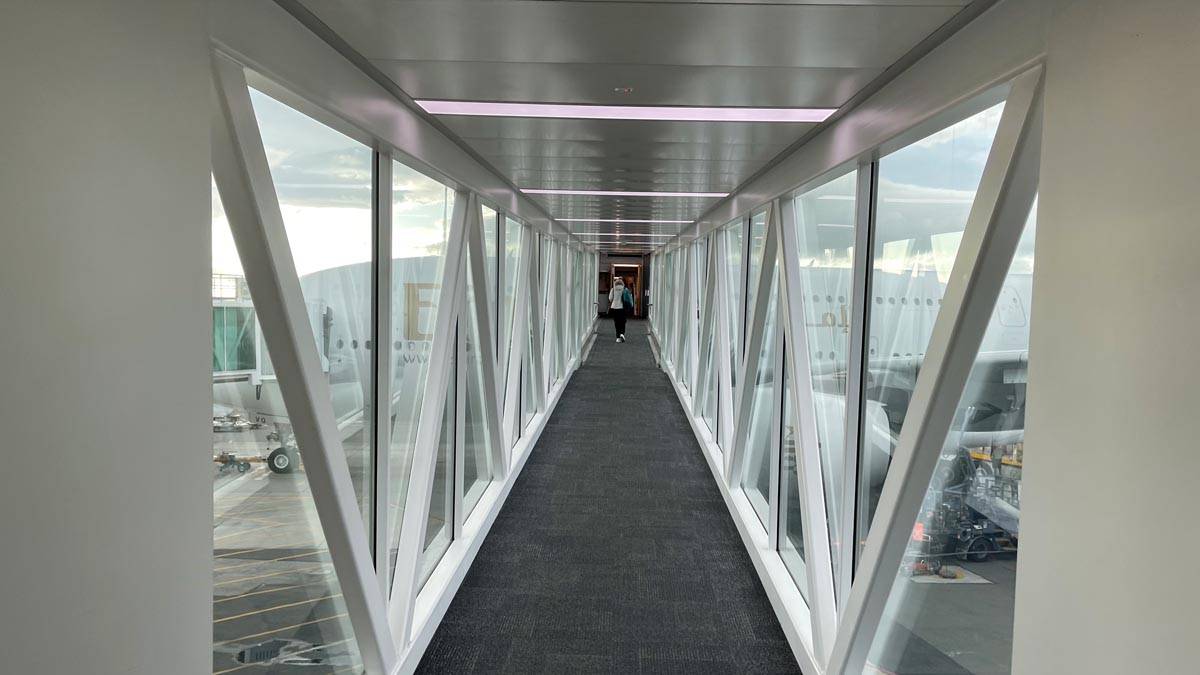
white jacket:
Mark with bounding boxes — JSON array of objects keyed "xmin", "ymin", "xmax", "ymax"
[{"xmin": 608, "ymin": 283, "xmax": 626, "ymax": 309}]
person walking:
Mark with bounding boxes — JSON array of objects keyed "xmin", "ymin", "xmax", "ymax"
[{"xmin": 608, "ymin": 277, "xmax": 632, "ymax": 342}]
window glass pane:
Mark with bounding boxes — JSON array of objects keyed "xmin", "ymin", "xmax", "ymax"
[
  {"xmin": 421, "ymin": 372, "xmax": 455, "ymax": 587},
  {"xmin": 740, "ymin": 266, "xmax": 778, "ymax": 528},
  {"xmin": 521, "ymin": 294, "xmax": 538, "ymax": 431},
  {"xmin": 859, "ymin": 103, "xmax": 1005, "ymax": 557},
  {"xmin": 779, "ymin": 350, "xmax": 809, "ymax": 598},
  {"xmin": 793, "ymin": 168, "xmax": 858, "ymax": 595},
  {"xmin": 723, "ymin": 221, "xmax": 744, "ymax": 391},
  {"xmin": 388, "ymin": 157, "xmax": 453, "ymax": 586},
  {"xmin": 864, "ymin": 203, "xmax": 1036, "ymax": 675},
  {"xmin": 481, "ymin": 206, "xmax": 498, "ymax": 339},
  {"xmin": 502, "ymin": 216, "xmax": 523, "ymax": 374},
  {"xmin": 463, "ymin": 249, "xmax": 494, "ymax": 519},
  {"xmin": 249, "ymin": 89, "xmax": 374, "ymax": 533},
  {"xmin": 746, "ymin": 210, "xmax": 768, "ymax": 337},
  {"xmin": 212, "ymin": 184, "xmax": 364, "ymax": 674}
]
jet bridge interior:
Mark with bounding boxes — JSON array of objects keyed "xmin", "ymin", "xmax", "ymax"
[{"xmin": 4, "ymin": 2, "xmax": 1200, "ymax": 675}]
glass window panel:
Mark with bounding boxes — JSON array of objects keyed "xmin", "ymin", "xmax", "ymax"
[
  {"xmin": 502, "ymin": 216, "xmax": 523, "ymax": 373},
  {"xmin": 746, "ymin": 210, "xmax": 768, "ymax": 338},
  {"xmin": 521, "ymin": 293, "xmax": 538, "ymax": 432},
  {"xmin": 387, "ymin": 157, "xmax": 453, "ymax": 586},
  {"xmin": 779, "ymin": 350, "xmax": 809, "ymax": 598},
  {"xmin": 863, "ymin": 203, "xmax": 1036, "ymax": 675},
  {"xmin": 859, "ymin": 103, "xmax": 1005, "ymax": 558},
  {"xmin": 723, "ymin": 221, "xmax": 744, "ymax": 392},
  {"xmin": 793, "ymin": 168, "xmax": 858, "ymax": 595},
  {"xmin": 249, "ymin": 89, "xmax": 374, "ymax": 533},
  {"xmin": 420, "ymin": 370, "xmax": 455, "ymax": 588},
  {"xmin": 463, "ymin": 249, "xmax": 494, "ymax": 519},
  {"xmin": 740, "ymin": 266, "xmax": 778, "ymax": 528},
  {"xmin": 482, "ymin": 206, "xmax": 498, "ymax": 329},
  {"xmin": 211, "ymin": 184, "xmax": 364, "ymax": 674}
]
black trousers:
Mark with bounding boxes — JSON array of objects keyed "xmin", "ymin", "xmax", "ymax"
[{"xmin": 613, "ymin": 307, "xmax": 627, "ymax": 336}]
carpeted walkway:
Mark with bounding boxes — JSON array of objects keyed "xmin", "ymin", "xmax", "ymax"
[{"xmin": 415, "ymin": 318, "xmax": 801, "ymax": 674}]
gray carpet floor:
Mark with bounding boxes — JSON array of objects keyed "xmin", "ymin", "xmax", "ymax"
[{"xmin": 415, "ymin": 318, "xmax": 802, "ymax": 674}]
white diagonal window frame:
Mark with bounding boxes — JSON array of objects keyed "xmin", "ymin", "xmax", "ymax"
[
  {"xmin": 827, "ymin": 64, "xmax": 1044, "ymax": 675},
  {"xmin": 210, "ymin": 53, "xmax": 395, "ymax": 675}
]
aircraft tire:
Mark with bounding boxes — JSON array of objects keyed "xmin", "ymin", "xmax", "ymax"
[{"xmin": 267, "ymin": 447, "xmax": 297, "ymax": 474}]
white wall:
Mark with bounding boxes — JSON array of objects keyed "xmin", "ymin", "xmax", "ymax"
[
  {"xmin": 0, "ymin": 2, "xmax": 211, "ymax": 674},
  {"xmin": 1016, "ymin": 2, "xmax": 1200, "ymax": 673}
]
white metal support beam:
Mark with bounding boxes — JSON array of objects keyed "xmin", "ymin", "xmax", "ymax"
[
  {"xmin": 778, "ymin": 196, "xmax": 841, "ymax": 666},
  {"xmin": 827, "ymin": 65, "xmax": 1044, "ymax": 675},
  {"xmin": 210, "ymin": 53, "xmax": 394, "ymax": 675},
  {"xmin": 388, "ymin": 189, "xmax": 473, "ymax": 649}
]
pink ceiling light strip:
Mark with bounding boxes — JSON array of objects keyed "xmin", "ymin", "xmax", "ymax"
[
  {"xmin": 559, "ymin": 218, "xmax": 692, "ymax": 224},
  {"xmin": 524, "ymin": 188, "xmax": 728, "ymax": 198},
  {"xmin": 416, "ymin": 100, "xmax": 835, "ymax": 123}
]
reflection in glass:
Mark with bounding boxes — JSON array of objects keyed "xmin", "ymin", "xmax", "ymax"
[
  {"xmin": 864, "ymin": 204, "xmax": 1035, "ymax": 675},
  {"xmin": 249, "ymin": 88, "xmax": 374, "ymax": 532},
  {"xmin": 387, "ymin": 158, "xmax": 453, "ymax": 586},
  {"xmin": 740, "ymin": 267, "xmax": 778, "ymax": 527},
  {"xmin": 211, "ymin": 184, "xmax": 364, "ymax": 674},
  {"xmin": 792, "ymin": 168, "xmax": 858, "ymax": 595},
  {"xmin": 779, "ymin": 353, "xmax": 809, "ymax": 598},
  {"xmin": 859, "ymin": 104, "xmax": 1005, "ymax": 557}
]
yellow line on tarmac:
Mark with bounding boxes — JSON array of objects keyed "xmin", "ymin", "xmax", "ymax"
[
  {"xmin": 214, "ymin": 583, "xmax": 309, "ymax": 604},
  {"xmin": 218, "ymin": 612, "xmax": 347, "ymax": 645},
  {"xmin": 214, "ymin": 594, "xmax": 340, "ymax": 624},
  {"xmin": 214, "ymin": 563, "xmax": 329, "ymax": 587},
  {"xmin": 214, "ymin": 549, "xmax": 323, "ymax": 573}
]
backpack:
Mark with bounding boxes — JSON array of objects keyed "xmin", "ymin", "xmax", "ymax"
[{"xmin": 622, "ymin": 287, "xmax": 634, "ymax": 311}]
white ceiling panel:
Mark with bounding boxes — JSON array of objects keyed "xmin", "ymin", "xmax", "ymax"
[
  {"xmin": 373, "ymin": 61, "xmax": 884, "ymax": 108},
  {"xmin": 302, "ymin": 1, "xmax": 961, "ymax": 69},
  {"xmin": 295, "ymin": 0, "xmax": 984, "ymax": 251}
]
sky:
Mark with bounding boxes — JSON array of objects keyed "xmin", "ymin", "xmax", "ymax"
[{"xmin": 212, "ymin": 89, "xmax": 453, "ymax": 279}]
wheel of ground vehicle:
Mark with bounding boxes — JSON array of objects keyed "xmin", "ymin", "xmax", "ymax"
[
  {"xmin": 267, "ymin": 447, "xmax": 297, "ymax": 474},
  {"xmin": 237, "ymin": 462, "xmax": 249, "ymax": 474},
  {"xmin": 958, "ymin": 536, "xmax": 993, "ymax": 563}
]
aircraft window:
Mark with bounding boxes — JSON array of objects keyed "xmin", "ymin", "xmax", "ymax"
[
  {"xmin": 813, "ymin": 294, "xmax": 821, "ymax": 303},
  {"xmin": 888, "ymin": 297, "xmax": 896, "ymax": 305},
  {"xmin": 365, "ymin": 340, "xmax": 371, "ymax": 350},
  {"xmin": 826, "ymin": 295, "xmax": 834, "ymax": 303},
  {"xmin": 875, "ymin": 296, "xmax": 883, "ymax": 304},
  {"xmin": 394, "ymin": 340, "xmax": 401, "ymax": 351},
  {"xmin": 337, "ymin": 339, "xmax": 344, "ymax": 349},
  {"xmin": 351, "ymin": 339, "xmax": 358, "ymax": 349},
  {"xmin": 901, "ymin": 298, "xmax": 908, "ymax": 305},
  {"xmin": 838, "ymin": 295, "xmax": 846, "ymax": 304}
]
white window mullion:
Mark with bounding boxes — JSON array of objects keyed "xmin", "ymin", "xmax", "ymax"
[
  {"xmin": 778, "ymin": 196, "xmax": 840, "ymax": 666},
  {"xmin": 465, "ymin": 199, "xmax": 508, "ymax": 479},
  {"xmin": 372, "ymin": 151, "xmax": 394, "ymax": 598},
  {"xmin": 729, "ymin": 205, "xmax": 780, "ymax": 487}
]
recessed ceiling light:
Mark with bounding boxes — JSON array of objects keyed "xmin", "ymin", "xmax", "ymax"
[
  {"xmin": 524, "ymin": 188, "xmax": 728, "ymax": 198},
  {"xmin": 415, "ymin": 100, "xmax": 835, "ymax": 123},
  {"xmin": 559, "ymin": 218, "xmax": 691, "ymax": 224},
  {"xmin": 575, "ymin": 233, "xmax": 675, "ymax": 238}
]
